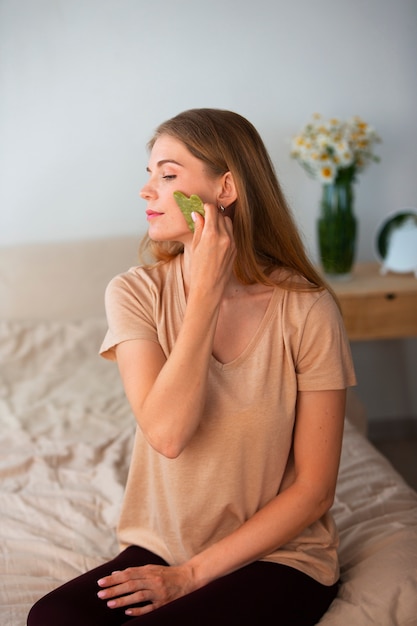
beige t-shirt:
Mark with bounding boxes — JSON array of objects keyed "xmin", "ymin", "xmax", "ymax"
[{"xmin": 100, "ymin": 255, "xmax": 356, "ymax": 585}]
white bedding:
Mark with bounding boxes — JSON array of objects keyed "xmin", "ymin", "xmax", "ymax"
[{"xmin": 1, "ymin": 318, "xmax": 417, "ymax": 626}]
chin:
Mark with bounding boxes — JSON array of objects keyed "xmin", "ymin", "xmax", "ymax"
[{"xmin": 148, "ymin": 227, "xmax": 190, "ymax": 243}]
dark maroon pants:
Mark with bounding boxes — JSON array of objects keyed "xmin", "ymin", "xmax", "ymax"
[{"xmin": 27, "ymin": 546, "xmax": 339, "ymax": 625}]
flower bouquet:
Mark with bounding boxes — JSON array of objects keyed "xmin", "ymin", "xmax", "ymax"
[
  {"xmin": 290, "ymin": 114, "xmax": 381, "ymax": 184},
  {"xmin": 290, "ymin": 114, "xmax": 381, "ymax": 277}
]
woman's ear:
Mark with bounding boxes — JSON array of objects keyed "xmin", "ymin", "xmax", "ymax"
[{"xmin": 217, "ymin": 171, "xmax": 237, "ymax": 207}]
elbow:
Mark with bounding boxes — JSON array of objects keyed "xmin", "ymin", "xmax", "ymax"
[
  {"xmin": 320, "ymin": 494, "xmax": 335, "ymax": 517},
  {"xmin": 131, "ymin": 408, "xmax": 190, "ymax": 459},
  {"xmin": 297, "ymin": 480, "xmax": 336, "ymax": 523},
  {"xmin": 315, "ymin": 487, "xmax": 336, "ymax": 519},
  {"xmin": 157, "ymin": 442, "xmax": 184, "ymax": 460},
  {"xmin": 145, "ymin": 429, "xmax": 188, "ymax": 459}
]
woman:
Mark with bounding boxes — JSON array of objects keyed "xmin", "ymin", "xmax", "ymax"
[{"xmin": 28, "ymin": 108, "xmax": 356, "ymax": 625}]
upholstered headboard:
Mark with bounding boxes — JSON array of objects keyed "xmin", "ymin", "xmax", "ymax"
[{"xmin": 0, "ymin": 236, "xmax": 142, "ymax": 321}]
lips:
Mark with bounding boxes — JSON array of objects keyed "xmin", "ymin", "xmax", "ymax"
[{"xmin": 146, "ymin": 210, "xmax": 163, "ymax": 219}]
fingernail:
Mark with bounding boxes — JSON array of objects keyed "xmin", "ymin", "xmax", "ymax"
[
  {"xmin": 191, "ymin": 212, "xmax": 196, "ymax": 222},
  {"xmin": 97, "ymin": 591, "xmax": 106, "ymax": 598},
  {"xmin": 97, "ymin": 578, "xmax": 105, "ymax": 586},
  {"xmin": 107, "ymin": 600, "xmax": 116, "ymax": 608}
]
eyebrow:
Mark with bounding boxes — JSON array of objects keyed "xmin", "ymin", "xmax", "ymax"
[{"xmin": 146, "ymin": 159, "xmax": 184, "ymax": 172}]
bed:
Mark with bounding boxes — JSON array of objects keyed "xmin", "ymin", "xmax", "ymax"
[{"xmin": 1, "ymin": 237, "xmax": 417, "ymax": 626}]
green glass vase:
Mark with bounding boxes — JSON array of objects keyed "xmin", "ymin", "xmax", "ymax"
[{"xmin": 317, "ymin": 169, "xmax": 357, "ymax": 279}]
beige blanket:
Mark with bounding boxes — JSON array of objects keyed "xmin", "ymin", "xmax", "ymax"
[{"xmin": 1, "ymin": 318, "xmax": 417, "ymax": 626}]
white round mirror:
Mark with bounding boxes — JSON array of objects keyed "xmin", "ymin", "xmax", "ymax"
[{"xmin": 375, "ymin": 209, "xmax": 417, "ymax": 277}]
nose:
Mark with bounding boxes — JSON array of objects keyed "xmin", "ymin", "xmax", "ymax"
[{"xmin": 140, "ymin": 182, "xmax": 156, "ymax": 201}]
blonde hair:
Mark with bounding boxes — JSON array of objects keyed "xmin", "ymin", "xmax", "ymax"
[{"xmin": 140, "ymin": 108, "xmax": 329, "ymax": 293}]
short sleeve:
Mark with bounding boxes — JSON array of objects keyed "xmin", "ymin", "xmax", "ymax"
[
  {"xmin": 99, "ymin": 270, "xmax": 159, "ymax": 361},
  {"xmin": 295, "ymin": 291, "xmax": 357, "ymax": 391}
]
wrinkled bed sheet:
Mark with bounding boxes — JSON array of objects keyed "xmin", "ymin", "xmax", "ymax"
[{"xmin": 1, "ymin": 319, "xmax": 417, "ymax": 626}]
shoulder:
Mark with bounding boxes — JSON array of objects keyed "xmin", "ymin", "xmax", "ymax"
[
  {"xmin": 271, "ymin": 270, "xmax": 344, "ymax": 350},
  {"xmin": 272, "ymin": 273, "xmax": 355, "ymax": 387},
  {"xmin": 272, "ymin": 268, "xmax": 338, "ymax": 316},
  {"xmin": 103, "ymin": 258, "xmax": 181, "ymax": 327},
  {"xmin": 106, "ymin": 258, "xmax": 178, "ymax": 301},
  {"xmin": 280, "ymin": 289, "xmax": 341, "ymax": 345}
]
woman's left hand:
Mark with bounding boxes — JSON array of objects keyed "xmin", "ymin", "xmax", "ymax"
[{"xmin": 97, "ymin": 563, "xmax": 196, "ymax": 617}]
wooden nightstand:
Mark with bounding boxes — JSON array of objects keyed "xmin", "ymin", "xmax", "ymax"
[{"xmin": 326, "ymin": 263, "xmax": 417, "ymax": 341}]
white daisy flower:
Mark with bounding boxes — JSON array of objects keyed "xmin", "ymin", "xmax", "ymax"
[{"xmin": 290, "ymin": 114, "xmax": 381, "ymax": 183}]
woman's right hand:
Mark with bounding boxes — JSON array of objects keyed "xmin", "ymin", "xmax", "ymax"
[{"xmin": 186, "ymin": 202, "xmax": 236, "ymax": 302}]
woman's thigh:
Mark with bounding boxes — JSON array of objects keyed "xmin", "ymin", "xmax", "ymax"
[
  {"xmin": 27, "ymin": 546, "xmax": 168, "ymax": 626},
  {"xmin": 27, "ymin": 550, "xmax": 338, "ymax": 626},
  {"xmin": 128, "ymin": 561, "xmax": 339, "ymax": 626}
]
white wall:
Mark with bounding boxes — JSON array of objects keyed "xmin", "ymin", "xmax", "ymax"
[{"xmin": 1, "ymin": 0, "xmax": 416, "ymax": 422}]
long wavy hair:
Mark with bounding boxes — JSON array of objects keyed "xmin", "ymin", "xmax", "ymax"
[{"xmin": 140, "ymin": 108, "xmax": 330, "ymax": 293}]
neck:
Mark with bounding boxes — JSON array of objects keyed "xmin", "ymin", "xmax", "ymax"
[{"xmin": 180, "ymin": 249, "xmax": 244, "ymax": 298}]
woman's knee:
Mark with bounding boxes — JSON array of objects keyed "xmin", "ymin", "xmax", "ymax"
[
  {"xmin": 27, "ymin": 590, "xmax": 64, "ymax": 626},
  {"xmin": 27, "ymin": 548, "xmax": 168, "ymax": 626}
]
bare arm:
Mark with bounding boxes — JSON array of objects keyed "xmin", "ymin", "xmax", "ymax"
[{"xmin": 115, "ymin": 206, "xmax": 236, "ymax": 458}]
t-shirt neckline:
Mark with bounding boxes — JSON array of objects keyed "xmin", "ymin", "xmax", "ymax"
[{"xmin": 174, "ymin": 254, "xmax": 279, "ymax": 371}]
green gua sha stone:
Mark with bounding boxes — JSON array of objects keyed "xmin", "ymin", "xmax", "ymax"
[{"xmin": 173, "ymin": 191, "xmax": 205, "ymax": 232}]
